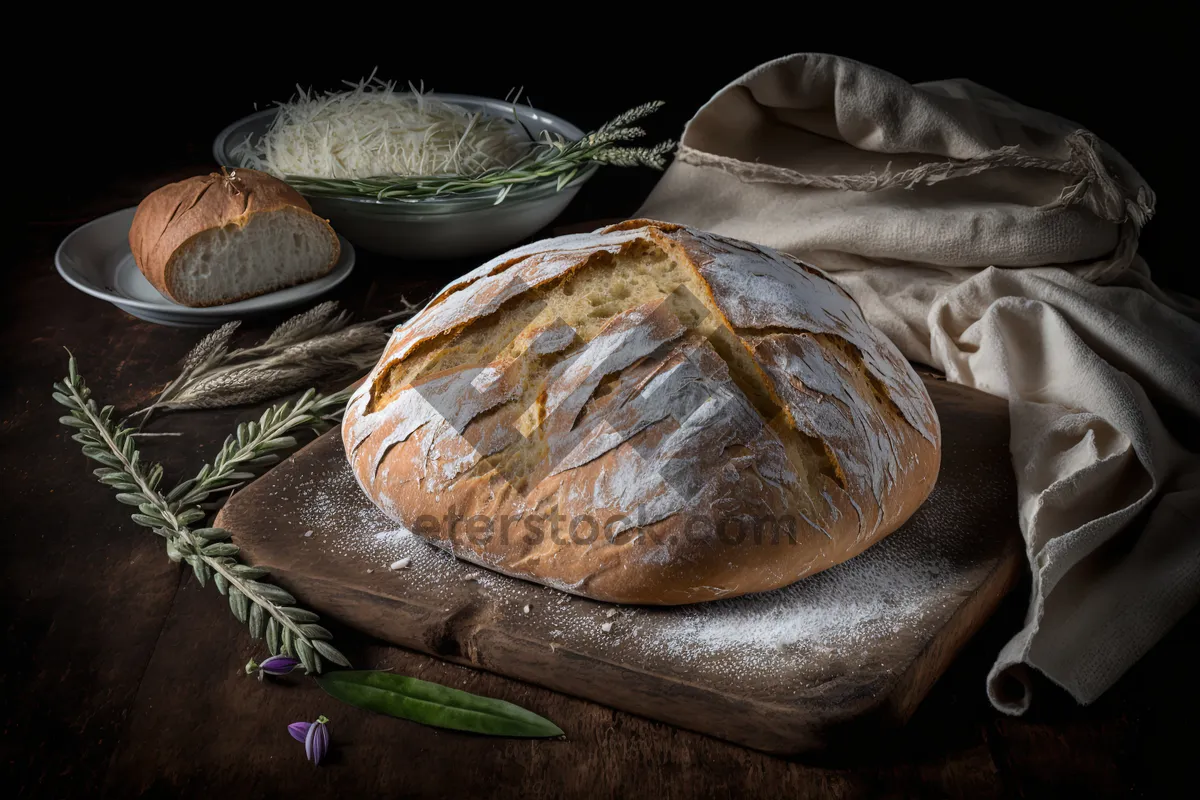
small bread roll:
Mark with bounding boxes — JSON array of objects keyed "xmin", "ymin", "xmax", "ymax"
[{"xmin": 129, "ymin": 169, "xmax": 339, "ymax": 307}]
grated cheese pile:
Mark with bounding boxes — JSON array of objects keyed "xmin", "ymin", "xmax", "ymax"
[{"xmin": 234, "ymin": 77, "xmax": 531, "ymax": 180}]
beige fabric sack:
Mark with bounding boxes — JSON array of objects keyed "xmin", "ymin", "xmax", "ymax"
[{"xmin": 639, "ymin": 53, "xmax": 1200, "ymax": 713}]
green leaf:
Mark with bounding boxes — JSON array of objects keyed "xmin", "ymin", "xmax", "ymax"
[
  {"xmin": 281, "ymin": 626, "xmax": 295, "ymax": 656},
  {"xmin": 84, "ymin": 449, "xmax": 122, "ymax": 469},
  {"xmin": 280, "ymin": 607, "xmax": 319, "ymax": 622},
  {"xmin": 202, "ymin": 542, "xmax": 239, "ymax": 557},
  {"xmin": 266, "ymin": 618, "xmax": 281, "ymax": 655},
  {"xmin": 228, "ymin": 587, "xmax": 249, "ymax": 623},
  {"xmin": 230, "ymin": 564, "xmax": 269, "ymax": 580},
  {"xmin": 316, "ymin": 671, "xmax": 564, "ymax": 738},
  {"xmin": 192, "ymin": 527, "xmax": 231, "ymax": 543},
  {"xmin": 137, "ymin": 503, "xmax": 165, "ymax": 521},
  {"xmin": 115, "ymin": 492, "xmax": 147, "ymax": 506},
  {"xmin": 176, "ymin": 508, "xmax": 206, "ymax": 525},
  {"xmin": 166, "ymin": 479, "xmax": 196, "ymax": 502},
  {"xmin": 131, "ymin": 514, "xmax": 163, "ymax": 528},
  {"xmin": 166, "ymin": 539, "xmax": 185, "ymax": 563},
  {"xmin": 311, "ymin": 640, "xmax": 351, "ymax": 668},
  {"xmin": 249, "ymin": 602, "xmax": 266, "ymax": 639},
  {"xmin": 191, "ymin": 558, "xmax": 209, "ymax": 587},
  {"xmin": 556, "ymin": 167, "xmax": 578, "ymax": 192},
  {"xmin": 298, "ymin": 623, "xmax": 332, "ymax": 641},
  {"xmin": 214, "ymin": 572, "xmax": 229, "ymax": 595},
  {"xmin": 52, "ymin": 392, "xmax": 77, "ymax": 408},
  {"xmin": 246, "ymin": 581, "xmax": 294, "ymax": 605},
  {"xmin": 295, "ymin": 637, "xmax": 318, "ymax": 673},
  {"xmin": 59, "ymin": 416, "xmax": 91, "ymax": 429}
]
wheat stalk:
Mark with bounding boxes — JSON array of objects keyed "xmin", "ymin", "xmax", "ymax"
[
  {"xmin": 135, "ymin": 299, "xmax": 417, "ymax": 422},
  {"xmin": 54, "ymin": 355, "xmax": 352, "ymax": 673}
]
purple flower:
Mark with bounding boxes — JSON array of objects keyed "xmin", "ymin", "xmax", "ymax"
[
  {"xmin": 245, "ymin": 655, "xmax": 301, "ymax": 680},
  {"xmin": 289, "ymin": 715, "xmax": 330, "ymax": 765}
]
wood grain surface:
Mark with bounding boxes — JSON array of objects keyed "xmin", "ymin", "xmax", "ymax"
[
  {"xmin": 3, "ymin": 169, "xmax": 1193, "ymax": 798},
  {"xmin": 215, "ymin": 378, "xmax": 1023, "ymax": 754}
]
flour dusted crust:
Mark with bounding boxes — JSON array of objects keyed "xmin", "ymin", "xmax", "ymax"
[{"xmin": 344, "ymin": 220, "xmax": 940, "ymax": 604}]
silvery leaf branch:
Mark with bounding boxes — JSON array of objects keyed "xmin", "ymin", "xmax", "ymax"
[{"xmin": 54, "ymin": 354, "xmax": 351, "ymax": 674}]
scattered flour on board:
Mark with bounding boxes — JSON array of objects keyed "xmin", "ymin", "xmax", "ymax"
[{"xmin": 288, "ymin": 462, "xmax": 959, "ymax": 685}]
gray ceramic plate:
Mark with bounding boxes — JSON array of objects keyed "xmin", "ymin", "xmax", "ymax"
[{"xmin": 55, "ymin": 207, "xmax": 356, "ymax": 327}]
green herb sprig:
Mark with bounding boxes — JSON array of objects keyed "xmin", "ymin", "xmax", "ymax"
[
  {"xmin": 54, "ymin": 355, "xmax": 350, "ymax": 674},
  {"xmin": 167, "ymin": 385, "xmax": 350, "ymax": 511},
  {"xmin": 281, "ymin": 101, "xmax": 674, "ymax": 204},
  {"xmin": 54, "ymin": 349, "xmax": 564, "ymax": 739}
]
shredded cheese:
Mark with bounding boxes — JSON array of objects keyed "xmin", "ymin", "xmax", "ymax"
[{"xmin": 235, "ymin": 76, "xmax": 530, "ymax": 180}]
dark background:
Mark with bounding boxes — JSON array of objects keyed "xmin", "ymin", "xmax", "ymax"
[
  {"xmin": 3, "ymin": 25, "xmax": 1196, "ymax": 798},
  {"xmin": 14, "ymin": 30, "xmax": 1192, "ymax": 294}
]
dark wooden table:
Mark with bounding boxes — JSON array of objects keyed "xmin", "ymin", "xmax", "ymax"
[{"xmin": 3, "ymin": 167, "xmax": 1193, "ymax": 799}]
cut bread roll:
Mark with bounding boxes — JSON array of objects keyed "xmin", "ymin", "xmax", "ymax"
[
  {"xmin": 344, "ymin": 220, "xmax": 941, "ymax": 605},
  {"xmin": 129, "ymin": 169, "xmax": 340, "ymax": 307}
]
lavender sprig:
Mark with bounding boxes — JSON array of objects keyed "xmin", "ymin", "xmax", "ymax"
[
  {"xmin": 247, "ymin": 655, "xmax": 302, "ymax": 680},
  {"xmin": 54, "ymin": 354, "xmax": 350, "ymax": 674}
]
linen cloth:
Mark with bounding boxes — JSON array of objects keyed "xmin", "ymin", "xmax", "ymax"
[{"xmin": 638, "ymin": 53, "xmax": 1200, "ymax": 713}]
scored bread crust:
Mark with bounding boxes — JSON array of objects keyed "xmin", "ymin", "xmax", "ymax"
[
  {"xmin": 344, "ymin": 220, "xmax": 941, "ymax": 604},
  {"xmin": 128, "ymin": 169, "xmax": 340, "ymax": 307}
]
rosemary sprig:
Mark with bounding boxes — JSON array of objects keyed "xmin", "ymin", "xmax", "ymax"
[
  {"xmin": 280, "ymin": 101, "xmax": 674, "ymax": 203},
  {"xmin": 54, "ymin": 355, "xmax": 350, "ymax": 674},
  {"xmin": 135, "ymin": 300, "xmax": 417, "ymax": 420},
  {"xmin": 170, "ymin": 386, "xmax": 352, "ymax": 510}
]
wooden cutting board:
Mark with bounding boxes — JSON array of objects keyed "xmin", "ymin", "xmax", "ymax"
[{"xmin": 216, "ymin": 376, "xmax": 1022, "ymax": 754}]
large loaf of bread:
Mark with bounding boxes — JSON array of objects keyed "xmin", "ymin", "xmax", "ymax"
[
  {"xmin": 344, "ymin": 220, "xmax": 940, "ymax": 604},
  {"xmin": 129, "ymin": 169, "xmax": 340, "ymax": 307}
]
